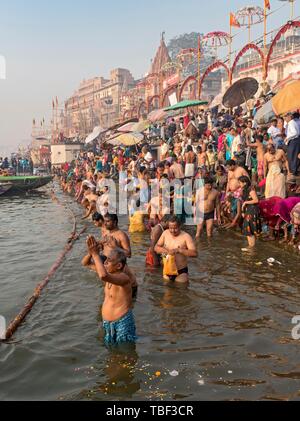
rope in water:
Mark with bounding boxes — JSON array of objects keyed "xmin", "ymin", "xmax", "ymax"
[{"xmin": 3, "ymin": 189, "xmax": 86, "ymax": 342}]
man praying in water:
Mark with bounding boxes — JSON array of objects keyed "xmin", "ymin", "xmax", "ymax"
[{"xmin": 86, "ymin": 236, "xmax": 137, "ymax": 345}]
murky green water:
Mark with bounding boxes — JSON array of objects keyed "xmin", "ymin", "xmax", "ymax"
[{"xmin": 0, "ymin": 183, "xmax": 300, "ymax": 401}]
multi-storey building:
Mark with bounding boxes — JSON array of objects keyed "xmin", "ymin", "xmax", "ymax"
[
  {"xmin": 223, "ymin": 31, "xmax": 300, "ymax": 94},
  {"xmin": 63, "ymin": 69, "xmax": 135, "ymax": 138}
]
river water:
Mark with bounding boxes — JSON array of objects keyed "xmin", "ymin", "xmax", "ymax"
[{"xmin": 0, "ymin": 183, "xmax": 300, "ymax": 401}]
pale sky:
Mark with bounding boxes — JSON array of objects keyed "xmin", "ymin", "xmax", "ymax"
[{"xmin": 0, "ymin": 0, "xmax": 298, "ymax": 157}]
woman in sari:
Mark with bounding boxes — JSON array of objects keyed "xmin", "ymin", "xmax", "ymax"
[
  {"xmin": 273, "ymin": 197, "xmax": 300, "ymax": 243},
  {"xmin": 225, "ymin": 130, "xmax": 234, "ymax": 161},
  {"xmin": 259, "ymin": 196, "xmax": 283, "ymax": 241},
  {"xmin": 239, "ymin": 176, "xmax": 261, "ymax": 250}
]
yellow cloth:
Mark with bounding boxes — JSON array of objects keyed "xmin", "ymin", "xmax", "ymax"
[
  {"xmin": 163, "ymin": 255, "xmax": 178, "ymax": 277},
  {"xmin": 129, "ymin": 211, "xmax": 145, "ymax": 233}
]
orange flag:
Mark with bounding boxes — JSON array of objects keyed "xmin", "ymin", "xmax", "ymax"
[
  {"xmin": 265, "ymin": 0, "xmax": 271, "ymax": 10},
  {"xmin": 230, "ymin": 12, "xmax": 240, "ymax": 28}
]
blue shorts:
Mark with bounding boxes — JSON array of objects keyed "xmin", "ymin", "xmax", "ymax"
[{"xmin": 103, "ymin": 310, "xmax": 137, "ymax": 345}]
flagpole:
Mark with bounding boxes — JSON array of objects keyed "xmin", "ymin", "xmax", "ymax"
[
  {"xmin": 248, "ymin": 13, "xmax": 251, "ymax": 43},
  {"xmin": 229, "ymin": 15, "xmax": 233, "ymax": 86},
  {"xmin": 56, "ymin": 98, "xmax": 59, "ymax": 142},
  {"xmin": 198, "ymin": 34, "xmax": 201, "ymax": 99},
  {"xmin": 291, "ymin": 0, "xmax": 295, "ymax": 20},
  {"xmin": 264, "ymin": 2, "xmax": 267, "ymax": 54},
  {"xmin": 52, "ymin": 101, "xmax": 54, "ymax": 144}
]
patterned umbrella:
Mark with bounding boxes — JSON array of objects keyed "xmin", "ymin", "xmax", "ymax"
[
  {"xmin": 148, "ymin": 109, "xmax": 168, "ymax": 122},
  {"xmin": 131, "ymin": 120, "xmax": 150, "ymax": 133},
  {"xmin": 117, "ymin": 122, "xmax": 136, "ymax": 133},
  {"xmin": 114, "ymin": 132, "xmax": 144, "ymax": 146}
]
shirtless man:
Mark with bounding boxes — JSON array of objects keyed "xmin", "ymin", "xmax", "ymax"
[
  {"xmin": 247, "ymin": 134, "xmax": 265, "ymax": 182},
  {"xmin": 147, "ymin": 190, "xmax": 170, "ymax": 223},
  {"xmin": 86, "ymin": 237, "xmax": 137, "ymax": 345},
  {"xmin": 184, "ymin": 145, "xmax": 197, "ymax": 178},
  {"xmin": 264, "ymin": 144, "xmax": 288, "ymax": 179},
  {"xmin": 100, "ymin": 214, "xmax": 131, "ymax": 259},
  {"xmin": 155, "ymin": 216, "xmax": 198, "ymax": 284},
  {"xmin": 195, "ymin": 177, "xmax": 221, "ymax": 239},
  {"xmin": 81, "ymin": 186, "xmax": 99, "ymax": 220},
  {"xmin": 197, "ymin": 146, "xmax": 207, "ymax": 173},
  {"xmin": 83, "ymin": 213, "xmax": 136, "ymax": 297},
  {"xmin": 92, "ymin": 212, "xmax": 104, "ymax": 235},
  {"xmin": 170, "ymin": 157, "xmax": 184, "ymax": 180},
  {"xmin": 226, "ymin": 160, "xmax": 250, "ymax": 194}
]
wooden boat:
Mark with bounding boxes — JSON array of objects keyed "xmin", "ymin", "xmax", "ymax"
[
  {"xmin": 0, "ymin": 176, "xmax": 53, "ymax": 194},
  {"xmin": 0, "ymin": 182, "xmax": 13, "ymax": 196}
]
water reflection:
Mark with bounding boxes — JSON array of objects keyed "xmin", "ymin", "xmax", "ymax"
[{"xmin": 100, "ymin": 345, "xmax": 140, "ymax": 398}]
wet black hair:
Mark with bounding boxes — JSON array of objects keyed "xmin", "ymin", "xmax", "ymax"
[
  {"xmin": 168, "ymin": 215, "xmax": 182, "ymax": 226},
  {"xmin": 92, "ymin": 212, "xmax": 104, "ymax": 223},
  {"xmin": 104, "ymin": 213, "xmax": 119, "ymax": 225},
  {"xmin": 255, "ymin": 134, "xmax": 263, "ymax": 143},
  {"xmin": 204, "ymin": 177, "xmax": 214, "ymax": 185},
  {"xmin": 226, "ymin": 160, "xmax": 236, "ymax": 167}
]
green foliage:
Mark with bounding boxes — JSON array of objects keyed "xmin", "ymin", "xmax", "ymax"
[
  {"xmin": 167, "ymin": 32, "xmax": 203, "ymax": 61},
  {"xmin": 167, "ymin": 32, "xmax": 214, "ymax": 79}
]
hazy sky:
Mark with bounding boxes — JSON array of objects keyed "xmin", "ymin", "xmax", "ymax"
[{"xmin": 0, "ymin": 0, "xmax": 298, "ymax": 156}]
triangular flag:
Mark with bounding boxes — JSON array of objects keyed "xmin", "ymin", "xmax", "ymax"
[
  {"xmin": 230, "ymin": 12, "xmax": 240, "ymax": 28},
  {"xmin": 265, "ymin": 0, "xmax": 271, "ymax": 10}
]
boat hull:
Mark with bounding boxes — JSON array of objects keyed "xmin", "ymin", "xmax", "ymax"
[
  {"xmin": 0, "ymin": 176, "xmax": 53, "ymax": 193},
  {"xmin": 0, "ymin": 183, "xmax": 13, "ymax": 196}
]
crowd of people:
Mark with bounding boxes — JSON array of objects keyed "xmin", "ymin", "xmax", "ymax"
[
  {"xmin": 53, "ymin": 107, "xmax": 300, "ymax": 346},
  {"xmin": 0, "ymin": 156, "xmax": 34, "ymax": 176}
]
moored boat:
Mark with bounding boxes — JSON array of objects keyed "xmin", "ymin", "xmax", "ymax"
[
  {"xmin": 0, "ymin": 182, "xmax": 13, "ymax": 196},
  {"xmin": 0, "ymin": 176, "xmax": 53, "ymax": 194}
]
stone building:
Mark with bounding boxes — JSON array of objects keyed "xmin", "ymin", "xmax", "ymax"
[{"xmin": 63, "ymin": 69, "xmax": 135, "ymax": 138}]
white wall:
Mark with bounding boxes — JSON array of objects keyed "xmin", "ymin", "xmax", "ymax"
[{"xmin": 51, "ymin": 144, "xmax": 82, "ymax": 166}]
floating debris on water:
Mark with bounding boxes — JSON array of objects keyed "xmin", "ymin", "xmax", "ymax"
[{"xmin": 169, "ymin": 370, "xmax": 179, "ymax": 377}]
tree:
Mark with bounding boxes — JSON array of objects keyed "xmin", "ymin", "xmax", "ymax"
[{"xmin": 167, "ymin": 32, "xmax": 215, "ymax": 78}]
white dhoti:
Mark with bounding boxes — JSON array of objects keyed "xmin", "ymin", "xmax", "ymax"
[{"xmin": 185, "ymin": 163, "xmax": 195, "ymax": 178}]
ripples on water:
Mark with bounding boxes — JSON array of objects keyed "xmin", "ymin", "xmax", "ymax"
[{"xmin": 0, "ymin": 184, "xmax": 300, "ymax": 401}]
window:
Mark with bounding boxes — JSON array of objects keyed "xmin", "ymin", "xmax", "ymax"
[{"xmin": 277, "ymin": 64, "xmax": 284, "ymax": 82}]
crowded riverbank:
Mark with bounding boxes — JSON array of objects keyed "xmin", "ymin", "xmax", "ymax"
[{"xmin": 1, "ymin": 184, "xmax": 300, "ymax": 401}]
